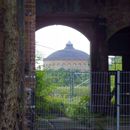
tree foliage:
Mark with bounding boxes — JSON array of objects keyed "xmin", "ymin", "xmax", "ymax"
[
  {"xmin": 35, "ymin": 70, "xmax": 58, "ymax": 97},
  {"xmin": 35, "ymin": 70, "xmax": 66, "ymax": 117}
]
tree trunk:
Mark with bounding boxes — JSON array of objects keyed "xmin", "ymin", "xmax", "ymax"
[{"xmin": 0, "ymin": 0, "xmax": 19, "ymax": 130}]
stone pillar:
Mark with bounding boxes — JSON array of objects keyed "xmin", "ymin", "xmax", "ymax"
[
  {"xmin": 91, "ymin": 17, "xmax": 110, "ymax": 114},
  {"xmin": 91, "ymin": 17, "xmax": 108, "ymax": 72},
  {"xmin": 0, "ymin": 0, "xmax": 19, "ymax": 129},
  {"xmin": 0, "ymin": 2, "xmax": 4, "ymax": 113}
]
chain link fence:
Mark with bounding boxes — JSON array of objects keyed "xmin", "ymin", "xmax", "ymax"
[{"xmin": 27, "ymin": 70, "xmax": 130, "ymax": 130}]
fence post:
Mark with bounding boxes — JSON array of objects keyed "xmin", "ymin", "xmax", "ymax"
[
  {"xmin": 117, "ymin": 71, "xmax": 120, "ymax": 130},
  {"xmin": 70, "ymin": 71, "xmax": 74, "ymax": 102}
]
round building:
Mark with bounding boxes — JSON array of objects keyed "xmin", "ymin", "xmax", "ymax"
[{"xmin": 43, "ymin": 41, "xmax": 90, "ymax": 72}]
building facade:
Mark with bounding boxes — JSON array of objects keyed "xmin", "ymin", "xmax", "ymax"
[{"xmin": 43, "ymin": 41, "xmax": 90, "ymax": 72}]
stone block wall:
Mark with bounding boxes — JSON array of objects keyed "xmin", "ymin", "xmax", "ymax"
[{"xmin": 0, "ymin": 7, "xmax": 4, "ymax": 118}]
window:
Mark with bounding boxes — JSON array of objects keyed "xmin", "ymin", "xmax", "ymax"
[{"xmin": 108, "ymin": 56, "xmax": 122, "ymax": 71}]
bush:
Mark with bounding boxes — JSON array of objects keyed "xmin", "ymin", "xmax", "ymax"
[{"xmin": 65, "ymin": 96, "xmax": 90, "ymax": 121}]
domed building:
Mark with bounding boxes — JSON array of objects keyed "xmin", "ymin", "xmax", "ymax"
[{"xmin": 43, "ymin": 41, "xmax": 90, "ymax": 72}]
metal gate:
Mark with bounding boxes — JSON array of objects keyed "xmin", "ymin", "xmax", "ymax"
[{"xmin": 30, "ymin": 71, "xmax": 130, "ymax": 130}]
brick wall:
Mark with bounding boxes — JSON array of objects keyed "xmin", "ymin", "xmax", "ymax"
[{"xmin": 24, "ymin": 0, "xmax": 36, "ymax": 130}]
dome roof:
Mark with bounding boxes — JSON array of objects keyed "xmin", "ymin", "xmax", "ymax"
[{"xmin": 44, "ymin": 41, "xmax": 89, "ymax": 61}]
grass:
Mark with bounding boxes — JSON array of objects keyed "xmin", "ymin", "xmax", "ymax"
[{"xmin": 51, "ymin": 86, "xmax": 90, "ymax": 97}]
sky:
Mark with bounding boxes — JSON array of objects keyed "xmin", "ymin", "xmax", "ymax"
[{"xmin": 35, "ymin": 25, "xmax": 90, "ymax": 59}]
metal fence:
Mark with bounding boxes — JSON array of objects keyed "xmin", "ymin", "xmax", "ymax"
[{"xmin": 27, "ymin": 71, "xmax": 130, "ymax": 130}]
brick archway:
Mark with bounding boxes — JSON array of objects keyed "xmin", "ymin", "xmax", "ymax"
[{"xmin": 1, "ymin": 0, "xmax": 130, "ymax": 129}]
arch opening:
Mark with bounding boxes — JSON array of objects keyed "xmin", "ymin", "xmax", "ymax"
[
  {"xmin": 35, "ymin": 25, "xmax": 90, "ymax": 71},
  {"xmin": 35, "ymin": 25, "xmax": 91, "ymax": 129},
  {"xmin": 108, "ymin": 27, "xmax": 130, "ymax": 71}
]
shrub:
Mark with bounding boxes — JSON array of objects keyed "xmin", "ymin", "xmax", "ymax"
[{"xmin": 65, "ymin": 96, "xmax": 90, "ymax": 122}]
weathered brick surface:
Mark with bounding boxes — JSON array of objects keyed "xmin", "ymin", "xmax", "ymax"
[
  {"xmin": 0, "ymin": 1, "xmax": 19, "ymax": 130},
  {"xmin": 25, "ymin": 0, "xmax": 35, "ymax": 75},
  {"xmin": 0, "ymin": 7, "xmax": 4, "ymax": 129},
  {"xmin": 36, "ymin": 0, "xmax": 130, "ymax": 38},
  {"xmin": 24, "ymin": 0, "xmax": 35, "ymax": 130}
]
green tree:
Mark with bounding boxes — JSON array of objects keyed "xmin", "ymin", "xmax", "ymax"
[
  {"xmin": 36, "ymin": 70, "xmax": 67, "ymax": 117},
  {"xmin": 35, "ymin": 51, "xmax": 43, "ymax": 70},
  {"xmin": 35, "ymin": 70, "xmax": 57, "ymax": 97}
]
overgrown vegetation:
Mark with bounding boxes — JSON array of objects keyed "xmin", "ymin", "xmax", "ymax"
[
  {"xmin": 35, "ymin": 69, "xmax": 90, "ymax": 119},
  {"xmin": 35, "ymin": 69, "xmax": 118, "ymax": 129}
]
